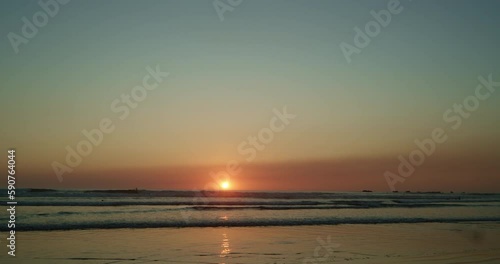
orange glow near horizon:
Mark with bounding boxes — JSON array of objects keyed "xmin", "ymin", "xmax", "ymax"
[{"xmin": 221, "ymin": 181, "xmax": 230, "ymax": 190}]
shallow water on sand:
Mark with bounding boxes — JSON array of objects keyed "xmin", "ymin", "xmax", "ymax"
[{"xmin": 2, "ymin": 223, "xmax": 500, "ymax": 264}]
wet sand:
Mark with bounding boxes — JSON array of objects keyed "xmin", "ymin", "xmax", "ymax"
[{"xmin": 2, "ymin": 222, "xmax": 500, "ymax": 263}]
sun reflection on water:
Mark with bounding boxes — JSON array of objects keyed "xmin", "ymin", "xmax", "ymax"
[{"xmin": 219, "ymin": 232, "xmax": 231, "ymax": 261}]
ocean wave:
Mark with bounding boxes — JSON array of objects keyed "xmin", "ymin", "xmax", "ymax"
[
  {"xmin": 6, "ymin": 189, "xmax": 500, "ymax": 200},
  {"xmin": 11, "ymin": 199, "xmax": 498, "ymax": 208},
  {"xmin": 3, "ymin": 217, "xmax": 500, "ymax": 231}
]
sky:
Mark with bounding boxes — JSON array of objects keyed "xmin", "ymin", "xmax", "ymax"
[{"xmin": 0, "ymin": 0, "xmax": 499, "ymax": 192}]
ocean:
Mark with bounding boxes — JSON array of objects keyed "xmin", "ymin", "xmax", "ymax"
[{"xmin": 3, "ymin": 189, "xmax": 500, "ymax": 231}]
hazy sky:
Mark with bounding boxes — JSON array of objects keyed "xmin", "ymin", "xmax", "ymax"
[{"xmin": 1, "ymin": 0, "xmax": 499, "ymax": 191}]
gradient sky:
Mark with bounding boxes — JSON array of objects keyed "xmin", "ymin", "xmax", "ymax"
[{"xmin": 1, "ymin": 0, "xmax": 499, "ymax": 192}]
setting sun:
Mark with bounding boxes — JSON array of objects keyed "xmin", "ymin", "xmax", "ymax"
[{"xmin": 221, "ymin": 181, "xmax": 230, "ymax": 190}]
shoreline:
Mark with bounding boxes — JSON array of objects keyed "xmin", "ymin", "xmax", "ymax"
[
  {"xmin": 3, "ymin": 219, "xmax": 500, "ymax": 232},
  {"xmin": 2, "ymin": 222, "xmax": 500, "ymax": 263}
]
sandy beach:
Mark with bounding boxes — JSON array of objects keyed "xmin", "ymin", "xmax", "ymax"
[{"xmin": 2, "ymin": 222, "xmax": 499, "ymax": 264}]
